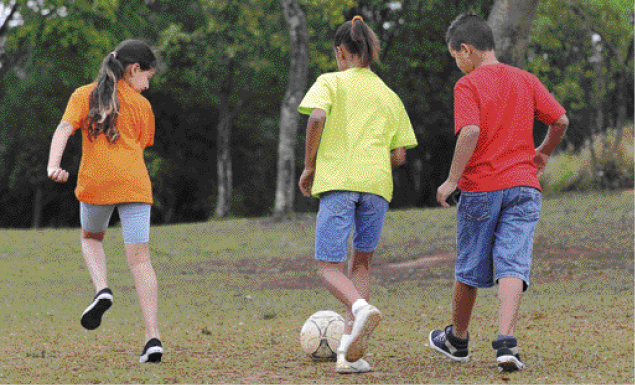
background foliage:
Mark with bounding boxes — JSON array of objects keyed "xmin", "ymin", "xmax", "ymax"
[{"xmin": 0, "ymin": 0, "xmax": 632, "ymax": 228}]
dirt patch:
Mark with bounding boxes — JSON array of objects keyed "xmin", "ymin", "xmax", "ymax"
[{"xmin": 249, "ymin": 252, "xmax": 456, "ymax": 290}]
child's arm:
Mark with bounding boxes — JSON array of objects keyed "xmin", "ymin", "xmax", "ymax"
[
  {"xmin": 391, "ymin": 147, "xmax": 406, "ymax": 167},
  {"xmin": 437, "ymin": 125, "xmax": 481, "ymax": 208},
  {"xmin": 534, "ymin": 114, "xmax": 569, "ymax": 177},
  {"xmin": 299, "ymin": 108, "xmax": 326, "ymax": 197},
  {"xmin": 47, "ymin": 121, "xmax": 74, "ymax": 183}
]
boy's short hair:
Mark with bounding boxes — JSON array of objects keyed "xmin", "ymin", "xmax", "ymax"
[{"xmin": 445, "ymin": 12, "xmax": 495, "ymax": 51}]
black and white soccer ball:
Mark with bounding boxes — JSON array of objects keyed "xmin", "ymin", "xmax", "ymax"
[{"xmin": 300, "ymin": 310, "xmax": 345, "ymax": 361}]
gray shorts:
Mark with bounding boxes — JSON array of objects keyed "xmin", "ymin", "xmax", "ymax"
[{"xmin": 80, "ymin": 202, "xmax": 151, "ymax": 244}]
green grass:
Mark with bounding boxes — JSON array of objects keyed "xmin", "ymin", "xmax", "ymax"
[{"xmin": 0, "ymin": 190, "xmax": 633, "ymax": 383}]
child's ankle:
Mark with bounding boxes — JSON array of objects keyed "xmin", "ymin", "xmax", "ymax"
[
  {"xmin": 351, "ymin": 299, "xmax": 368, "ymax": 316},
  {"xmin": 337, "ymin": 334, "xmax": 351, "ymax": 354}
]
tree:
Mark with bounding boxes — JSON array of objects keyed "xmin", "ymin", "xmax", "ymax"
[
  {"xmin": 487, "ymin": 0, "xmax": 540, "ymax": 67},
  {"xmin": 527, "ymin": 0, "xmax": 633, "ymax": 146},
  {"xmin": 273, "ymin": 0, "xmax": 308, "ymax": 219},
  {"xmin": 159, "ymin": 0, "xmax": 288, "ymax": 218},
  {"xmin": 0, "ymin": 0, "xmax": 118, "ymax": 228}
]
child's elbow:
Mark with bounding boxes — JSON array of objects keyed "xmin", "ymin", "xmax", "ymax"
[
  {"xmin": 556, "ymin": 114, "xmax": 569, "ymax": 129},
  {"xmin": 391, "ymin": 148, "xmax": 406, "ymax": 167}
]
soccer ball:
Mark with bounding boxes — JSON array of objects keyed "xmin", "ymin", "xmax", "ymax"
[{"xmin": 300, "ymin": 310, "xmax": 345, "ymax": 361}]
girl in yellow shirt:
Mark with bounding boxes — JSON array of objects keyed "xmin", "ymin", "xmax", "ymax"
[
  {"xmin": 298, "ymin": 16, "xmax": 417, "ymax": 374},
  {"xmin": 47, "ymin": 39, "xmax": 162, "ymax": 363}
]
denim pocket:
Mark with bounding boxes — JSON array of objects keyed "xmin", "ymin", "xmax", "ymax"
[
  {"xmin": 459, "ymin": 192, "xmax": 490, "ymax": 221},
  {"xmin": 513, "ymin": 187, "xmax": 541, "ymax": 219},
  {"xmin": 366, "ymin": 194, "xmax": 389, "ymax": 216},
  {"xmin": 321, "ymin": 191, "xmax": 353, "ymax": 214}
]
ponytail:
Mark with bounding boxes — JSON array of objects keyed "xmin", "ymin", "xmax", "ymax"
[
  {"xmin": 334, "ymin": 15, "xmax": 380, "ymax": 67},
  {"xmin": 85, "ymin": 39, "xmax": 156, "ymax": 143}
]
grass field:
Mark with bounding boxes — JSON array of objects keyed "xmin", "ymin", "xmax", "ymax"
[{"xmin": 0, "ymin": 190, "xmax": 633, "ymax": 384}]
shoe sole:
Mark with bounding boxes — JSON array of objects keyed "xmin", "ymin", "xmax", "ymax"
[
  {"xmin": 140, "ymin": 346, "xmax": 163, "ymax": 363},
  {"xmin": 80, "ymin": 293, "xmax": 113, "ymax": 330},
  {"xmin": 335, "ymin": 366, "xmax": 372, "ymax": 374},
  {"xmin": 497, "ymin": 355, "xmax": 524, "ymax": 372},
  {"xmin": 335, "ymin": 359, "xmax": 372, "ymax": 374},
  {"xmin": 428, "ymin": 330, "xmax": 470, "ymax": 363},
  {"xmin": 346, "ymin": 309, "xmax": 382, "ymax": 362}
]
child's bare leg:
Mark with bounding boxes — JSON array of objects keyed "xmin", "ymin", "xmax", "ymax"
[
  {"xmin": 125, "ymin": 243, "xmax": 160, "ymax": 342},
  {"xmin": 452, "ymin": 281, "xmax": 478, "ymax": 339},
  {"xmin": 343, "ymin": 250, "xmax": 373, "ymax": 334},
  {"xmin": 497, "ymin": 277, "xmax": 523, "ymax": 336},
  {"xmin": 81, "ymin": 230, "xmax": 108, "ymax": 292},
  {"xmin": 318, "ymin": 260, "xmax": 363, "ymax": 310}
]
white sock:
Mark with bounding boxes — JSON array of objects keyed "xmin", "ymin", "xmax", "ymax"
[
  {"xmin": 351, "ymin": 299, "xmax": 369, "ymax": 316},
  {"xmin": 338, "ymin": 334, "xmax": 351, "ymax": 353}
]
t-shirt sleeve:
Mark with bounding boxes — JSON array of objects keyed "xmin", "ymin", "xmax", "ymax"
[
  {"xmin": 298, "ymin": 75, "xmax": 333, "ymax": 115},
  {"xmin": 61, "ymin": 88, "xmax": 89, "ymax": 134},
  {"xmin": 390, "ymin": 100, "xmax": 418, "ymax": 150},
  {"xmin": 532, "ymin": 75, "xmax": 566, "ymax": 125},
  {"xmin": 453, "ymin": 79, "xmax": 480, "ymax": 135},
  {"xmin": 139, "ymin": 99, "xmax": 155, "ymax": 148}
]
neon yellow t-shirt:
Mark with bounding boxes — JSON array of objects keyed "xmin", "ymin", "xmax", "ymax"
[{"xmin": 298, "ymin": 67, "xmax": 417, "ymax": 202}]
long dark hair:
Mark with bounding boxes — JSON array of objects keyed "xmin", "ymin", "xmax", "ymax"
[
  {"xmin": 85, "ymin": 39, "xmax": 156, "ymax": 143},
  {"xmin": 333, "ymin": 16, "xmax": 380, "ymax": 67}
]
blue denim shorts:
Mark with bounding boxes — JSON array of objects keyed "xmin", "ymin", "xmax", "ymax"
[
  {"xmin": 80, "ymin": 202, "xmax": 151, "ymax": 244},
  {"xmin": 315, "ymin": 191, "xmax": 389, "ymax": 262},
  {"xmin": 455, "ymin": 187, "xmax": 542, "ymax": 291}
]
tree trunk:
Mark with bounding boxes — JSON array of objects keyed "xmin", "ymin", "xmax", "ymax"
[
  {"xmin": 588, "ymin": 34, "xmax": 603, "ymax": 187},
  {"xmin": 214, "ymin": 59, "xmax": 236, "ymax": 219},
  {"xmin": 31, "ymin": 184, "xmax": 43, "ymax": 229},
  {"xmin": 273, "ymin": 0, "xmax": 308, "ymax": 219},
  {"xmin": 612, "ymin": 39, "xmax": 633, "ymax": 152},
  {"xmin": 215, "ymin": 113, "xmax": 233, "ymax": 218},
  {"xmin": 487, "ymin": 0, "xmax": 540, "ymax": 67}
]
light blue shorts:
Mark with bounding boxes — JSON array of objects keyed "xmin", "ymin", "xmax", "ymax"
[
  {"xmin": 315, "ymin": 191, "xmax": 389, "ymax": 263},
  {"xmin": 455, "ymin": 187, "xmax": 542, "ymax": 291},
  {"xmin": 80, "ymin": 202, "xmax": 151, "ymax": 244}
]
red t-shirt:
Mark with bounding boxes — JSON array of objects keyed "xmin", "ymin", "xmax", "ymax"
[{"xmin": 454, "ymin": 63, "xmax": 566, "ymax": 192}]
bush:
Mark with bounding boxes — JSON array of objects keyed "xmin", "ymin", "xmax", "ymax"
[{"xmin": 541, "ymin": 124, "xmax": 634, "ymax": 194}]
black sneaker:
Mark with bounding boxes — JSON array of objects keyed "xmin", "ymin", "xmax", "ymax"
[
  {"xmin": 492, "ymin": 337, "xmax": 525, "ymax": 372},
  {"xmin": 80, "ymin": 288, "xmax": 113, "ymax": 330},
  {"xmin": 429, "ymin": 325, "xmax": 470, "ymax": 362},
  {"xmin": 140, "ymin": 338, "xmax": 163, "ymax": 363}
]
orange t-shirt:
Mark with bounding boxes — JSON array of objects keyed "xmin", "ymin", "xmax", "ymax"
[{"xmin": 61, "ymin": 80, "xmax": 155, "ymax": 204}]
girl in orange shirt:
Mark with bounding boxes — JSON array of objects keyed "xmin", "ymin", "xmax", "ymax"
[{"xmin": 47, "ymin": 39, "xmax": 162, "ymax": 363}]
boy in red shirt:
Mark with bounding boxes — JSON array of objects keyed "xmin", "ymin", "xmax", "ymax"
[{"xmin": 428, "ymin": 12, "xmax": 569, "ymax": 372}]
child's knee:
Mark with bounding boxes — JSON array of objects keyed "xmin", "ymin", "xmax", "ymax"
[
  {"xmin": 125, "ymin": 243, "xmax": 150, "ymax": 266},
  {"xmin": 317, "ymin": 261, "xmax": 341, "ymax": 278},
  {"xmin": 82, "ymin": 230, "xmax": 105, "ymax": 242}
]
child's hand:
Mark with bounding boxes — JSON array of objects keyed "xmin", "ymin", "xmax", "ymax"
[
  {"xmin": 534, "ymin": 151, "xmax": 550, "ymax": 178},
  {"xmin": 47, "ymin": 167, "xmax": 69, "ymax": 183},
  {"xmin": 299, "ymin": 168, "xmax": 316, "ymax": 197},
  {"xmin": 437, "ymin": 180, "xmax": 457, "ymax": 208}
]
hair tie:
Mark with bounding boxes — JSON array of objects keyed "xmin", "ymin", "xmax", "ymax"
[
  {"xmin": 352, "ymin": 15, "xmax": 363, "ymax": 25},
  {"xmin": 110, "ymin": 51, "xmax": 117, "ymax": 59}
]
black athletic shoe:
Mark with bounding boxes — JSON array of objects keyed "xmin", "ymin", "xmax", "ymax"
[
  {"xmin": 429, "ymin": 325, "xmax": 470, "ymax": 362},
  {"xmin": 492, "ymin": 337, "xmax": 525, "ymax": 372},
  {"xmin": 80, "ymin": 288, "xmax": 113, "ymax": 330},
  {"xmin": 140, "ymin": 338, "xmax": 163, "ymax": 363}
]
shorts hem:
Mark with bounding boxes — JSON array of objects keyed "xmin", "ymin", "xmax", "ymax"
[
  {"xmin": 455, "ymin": 276, "xmax": 495, "ymax": 289},
  {"xmin": 315, "ymin": 254, "xmax": 347, "ymax": 263},
  {"xmin": 353, "ymin": 247, "xmax": 377, "ymax": 253},
  {"xmin": 123, "ymin": 239, "xmax": 150, "ymax": 245}
]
